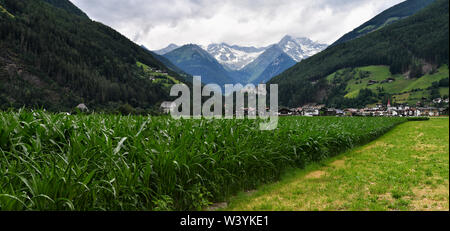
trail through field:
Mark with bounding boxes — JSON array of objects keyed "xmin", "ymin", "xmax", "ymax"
[{"xmin": 224, "ymin": 118, "xmax": 449, "ymax": 211}]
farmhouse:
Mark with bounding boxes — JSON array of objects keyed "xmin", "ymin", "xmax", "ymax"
[
  {"xmin": 291, "ymin": 107, "xmax": 303, "ymax": 115},
  {"xmin": 303, "ymin": 109, "xmax": 319, "ymax": 116},
  {"xmin": 321, "ymin": 108, "xmax": 337, "ymax": 116},
  {"xmin": 417, "ymin": 107, "xmax": 440, "ymax": 117},
  {"xmin": 381, "ymin": 78, "xmax": 396, "ymax": 84},
  {"xmin": 433, "ymin": 98, "xmax": 443, "ymax": 104},
  {"xmin": 344, "ymin": 108, "xmax": 358, "ymax": 116},
  {"xmin": 278, "ymin": 108, "xmax": 293, "ymax": 116},
  {"xmin": 299, "ymin": 105, "xmax": 322, "ymax": 116}
]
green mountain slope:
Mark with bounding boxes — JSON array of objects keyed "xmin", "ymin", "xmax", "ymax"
[
  {"xmin": 332, "ymin": 0, "xmax": 436, "ymax": 46},
  {"xmin": 42, "ymin": 0, "xmax": 89, "ymax": 18},
  {"xmin": 270, "ymin": 0, "xmax": 449, "ymax": 108},
  {"xmin": 240, "ymin": 45, "xmax": 286, "ymax": 84},
  {"xmin": 326, "ymin": 65, "xmax": 448, "ymax": 107},
  {"xmin": 0, "ymin": 0, "xmax": 186, "ymax": 112},
  {"xmin": 164, "ymin": 44, "xmax": 235, "ymax": 87},
  {"xmin": 141, "ymin": 45, "xmax": 191, "ymax": 81},
  {"xmin": 253, "ymin": 53, "xmax": 296, "ymax": 84}
]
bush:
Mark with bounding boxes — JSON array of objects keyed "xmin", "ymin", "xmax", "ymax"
[{"xmin": 407, "ymin": 117, "xmax": 430, "ymax": 121}]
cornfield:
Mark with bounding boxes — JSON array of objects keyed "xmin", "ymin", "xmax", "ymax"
[{"xmin": 0, "ymin": 109, "xmax": 406, "ymax": 210}]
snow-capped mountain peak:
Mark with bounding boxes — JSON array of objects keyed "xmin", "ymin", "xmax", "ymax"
[
  {"xmin": 203, "ymin": 36, "xmax": 328, "ymax": 71},
  {"xmin": 205, "ymin": 43, "xmax": 266, "ymax": 70},
  {"xmin": 277, "ymin": 35, "xmax": 328, "ymax": 62}
]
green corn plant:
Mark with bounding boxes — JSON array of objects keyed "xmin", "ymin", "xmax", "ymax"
[{"xmin": 0, "ymin": 110, "xmax": 407, "ymax": 210}]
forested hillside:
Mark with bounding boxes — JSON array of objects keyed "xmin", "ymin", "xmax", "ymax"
[
  {"xmin": 141, "ymin": 45, "xmax": 190, "ymax": 79},
  {"xmin": 269, "ymin": 0, "xmax": 449, "ymax": 108},
  {"xmin": 333, "ymin": 0, "xmax": 435, "ymax": 46},
  {"xmin": 164, "ymin": 44, "xmax": 235, "ymax": 87},
  {"xmin": 0, "ymin": 0, "xmax": 186, "ymax": 112},
  {"xmin": 41, "ymin": 0, "xmax": 88, "ymax": 18}
]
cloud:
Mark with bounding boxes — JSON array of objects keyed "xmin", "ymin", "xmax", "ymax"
[{"xmin": 70, "ymin": 0, "xmax": 404, "ymax": 49}]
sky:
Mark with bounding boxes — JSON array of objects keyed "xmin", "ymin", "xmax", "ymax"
[{"xmin": 70, "ymin": 0, "xmax": 405, "ymax": 50}]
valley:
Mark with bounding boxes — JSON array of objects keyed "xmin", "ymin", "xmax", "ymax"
[
  {"xmin": 0, "ymin": 0, "xmax": 448, "ymax": 213},
  {"xmin": 155, "ymin": 35, "xmax": 328, "ymax": 86},
  {"xmin": 1, "ymin": 0, "xmax": 447, "ymax": 112}
]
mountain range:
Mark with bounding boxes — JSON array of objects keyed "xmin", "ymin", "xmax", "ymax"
[
  {"xmin": 203, "ymin": 43, "xmax": 267, "ymax": 71},
  {"xmin": 163, "ymin": 44, "xmax": 234, "ymax": 87},
  {"xmin": 155, "ymin": 35, "xmax": 328, "ymax": 87},
  {"xmin": 1, "ymin": 0, "xmax": 447, "ymax": 112},
  {"xmin": 269, "ymin": 0, "xmax": 448, "ymax": 108}
]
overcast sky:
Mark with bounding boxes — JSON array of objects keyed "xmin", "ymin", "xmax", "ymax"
[{"xmin": 70, "ymin": 0, "xmax": 404, "ymax": 50}]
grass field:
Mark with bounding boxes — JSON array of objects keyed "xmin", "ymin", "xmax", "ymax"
[
  {"xmin": 224, "ymin": 118, "xmax": 449, "ymax": 211},
  {"xmin": 327, "ymin": 65, "xmax": 449, "ymax": 104},
  {"xmin": 0, "ymin": 110, "xmax": 406, "ymax": 210},
  {"xmin": 136, "ymin": 61, "xmax": 181, "ymax": 87}
]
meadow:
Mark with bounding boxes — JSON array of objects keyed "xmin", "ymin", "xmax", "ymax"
[
  {"xmin": 225, "ymin": 118, "xmax": 449, "ymax": 211},
  {"xmin": 327, "ymin": 65, "xmax": 449, "ymax": 104},
  {"xmin": 0, "ymin": 110, "xmax": 406, "ymax": 210}
]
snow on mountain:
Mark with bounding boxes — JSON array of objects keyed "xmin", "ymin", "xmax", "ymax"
[
  {"xmin": 203, "ymin": 36, "xmax": 327, "ymax": 72},
  {"xmin": 277, "ymin": 35, "xmax": 328, "ymax": 62},
  {"xmin": 204, "ymin": 43, "xmax": 266, "ymax": 70},
  {"xmin": 153, "ymin": 35, "xmax": 328, "ymax": 86}
]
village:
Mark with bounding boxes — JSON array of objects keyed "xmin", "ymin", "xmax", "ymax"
[
  {"xmin": 161, "ymin": 98, "xmax": 450, "ymax": 117},
  {"xmin": 278, "ymin": 98, "xmax": 449, "ymax": 117},
  {"xmin": 161, "ymin": 81, "xmax": 449, "ymax": 118}
]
